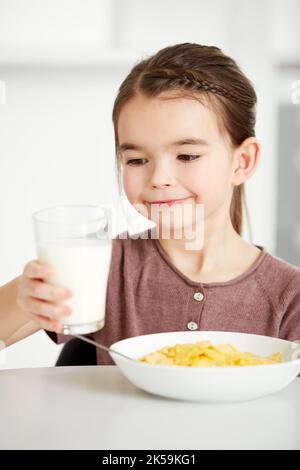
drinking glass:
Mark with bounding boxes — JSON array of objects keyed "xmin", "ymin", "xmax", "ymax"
[{"xmin": 32, "ymin": 205, "xmax": 112, "ymax": 334}]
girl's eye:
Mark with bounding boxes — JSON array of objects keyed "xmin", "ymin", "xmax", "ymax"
[
  {"xmin": 125, "ymin": 155, "xmax": 202, "ymax": 166},
  {"xmin": 126, "ymin": 158, "xmax": 147, "ymax": 166},
  {"xmin": 177, "ymin": 154, "xmax": 202, "ymax": 162}
]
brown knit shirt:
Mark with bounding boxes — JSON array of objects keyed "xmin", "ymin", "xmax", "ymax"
[{"xmin": 46, "ymin": 228, "xmax": 300, "ymax": 365}]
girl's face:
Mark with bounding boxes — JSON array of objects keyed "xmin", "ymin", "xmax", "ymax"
[{"xmin": 117, "ymin": 92, "xmax": 244, "ymax": 234}]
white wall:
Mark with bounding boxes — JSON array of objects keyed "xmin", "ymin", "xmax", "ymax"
[{"xmin": 1, "ymin": 0, "xmax": 299, "ymax": 368}]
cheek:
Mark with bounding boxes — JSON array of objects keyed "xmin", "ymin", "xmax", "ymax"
[
  {"xmin": 123, "ymin": 173, "xmax": 136, "ymax": 201},
  {"xmin": 190, "ymin": 162, "xmax": 232, "ymax": 206},
  {"xmin": 123, "ymin": 173, "xmax": 150, "ymax": 219},
  {"xmin": 122, "ymin": 172, "xmax": 146, "ymax": 205}
]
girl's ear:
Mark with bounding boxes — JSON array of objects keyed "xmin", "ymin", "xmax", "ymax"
[{"xmin": 232, "ymin": 136, "xmax": 261, "ymax": 186}]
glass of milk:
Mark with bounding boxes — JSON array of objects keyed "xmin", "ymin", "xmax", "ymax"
[{"xmin": 32, "ymin": 205, "xmax": 113, "ymax": 335}]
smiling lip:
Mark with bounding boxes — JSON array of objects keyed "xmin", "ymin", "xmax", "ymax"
[{"xmin": 147, "ymin": 197, "xmax": 191, "ymax": 207}]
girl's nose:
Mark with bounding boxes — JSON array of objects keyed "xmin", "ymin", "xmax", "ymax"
[{"xmin": 149, "ymin": 163, "xmax": 177, "ymax": 189}]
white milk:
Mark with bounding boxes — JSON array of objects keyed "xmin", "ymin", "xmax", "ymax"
[{"xmin": 37, "ymin": 238, "xmax": 112, "ymax": 328}]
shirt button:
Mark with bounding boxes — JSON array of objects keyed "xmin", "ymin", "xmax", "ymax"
[
  {"xmin": 193, "ymin": 291, "xmax": 204, "ymax": 301},
  {"xmin": 187, "ymin": 321, "xmax": 198, "ymax": 330}
]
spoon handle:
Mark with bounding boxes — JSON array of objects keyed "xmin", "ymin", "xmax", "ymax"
[{"xmin": 73, "ymin": 334, "xmax": 135, "ymax": 362}]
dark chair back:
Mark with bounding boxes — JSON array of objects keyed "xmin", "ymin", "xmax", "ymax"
[{"xmin": 55, "ymin": 337, "xmax": 97, "ymax": 366}]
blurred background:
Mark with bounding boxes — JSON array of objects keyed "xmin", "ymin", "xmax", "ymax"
[{"xmin": 0, "ymin": 0, "xmax": 299, "ymax": 368}]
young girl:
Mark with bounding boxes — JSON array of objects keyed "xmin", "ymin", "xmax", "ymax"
[{"xmin": 1, "ymin": 42, "xmax": 300, "ymax": 365}]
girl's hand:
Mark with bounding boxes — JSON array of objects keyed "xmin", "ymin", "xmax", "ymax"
[{"xmin": 17, "ymin": 260, "xmax": 73, "ymax": 333}]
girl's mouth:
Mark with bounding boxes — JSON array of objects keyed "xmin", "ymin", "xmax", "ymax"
[{"xmin": 146, "ymin": 197, "xmax": 192, "ymax": 207}]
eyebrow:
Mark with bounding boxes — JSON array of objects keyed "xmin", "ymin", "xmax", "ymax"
[{"xmin": 117, "ymin": 138, "xmax": 210, "ymax": 153}]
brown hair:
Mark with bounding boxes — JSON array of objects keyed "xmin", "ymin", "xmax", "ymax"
[{"xmin": 112, "ymin": 43, "xmax": 257, "ymax": 238}]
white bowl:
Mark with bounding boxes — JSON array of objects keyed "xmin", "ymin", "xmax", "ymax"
[{"xmin": 109, "ymin": 331, "xmax": 300, "ymax": 403}]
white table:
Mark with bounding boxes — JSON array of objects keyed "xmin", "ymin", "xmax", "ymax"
[{"xmin": 1, "ymin": 365, "xmax": 300, "ymax": 450}]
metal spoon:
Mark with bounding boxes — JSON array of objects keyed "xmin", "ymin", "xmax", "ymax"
[{"xmin": 73, "ymin": 334, "xmax": 137, "ymax": 362}]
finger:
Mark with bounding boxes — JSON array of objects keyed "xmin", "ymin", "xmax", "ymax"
[
  {"xmin": 22, "ymin": 278, "xmax": 73, "ymax": 302},
  {"xmin": 30, "ymin": 313, "xmax": 64, "ymax": 333},
  {"xmin": 26, "ymin": 297, "xmax": 72, "ymax": 320},
  {"xmin": 23, "ymin": 260, "xmax": 55, "ymax": 280}
]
